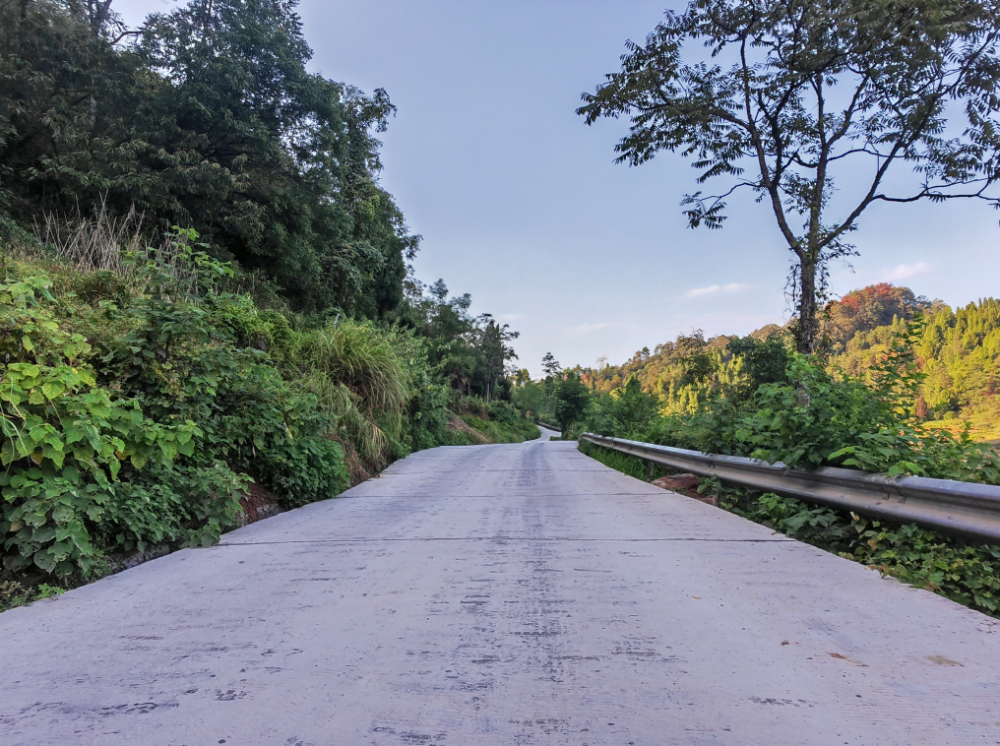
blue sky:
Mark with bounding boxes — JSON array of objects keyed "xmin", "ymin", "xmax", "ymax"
[{"xmin": 117, "ymin": 0, "xmax": 1000, "ymax": 376}]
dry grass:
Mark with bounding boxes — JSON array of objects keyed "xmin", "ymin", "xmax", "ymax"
[
  {"xmin": 33, "ymin": 198, "xmax": 202, "ymax": 297},
  {"xmin": 446, "ymin": 414, "xmax": 491, "ymax": 444},
  {"xmin": 35, "ymin": 198, "xmax": 146, "ymax": 275}
]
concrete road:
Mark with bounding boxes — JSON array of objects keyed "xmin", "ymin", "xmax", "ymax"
[
  {"xmin": 536, "ymin": 424, "xmax": 560, "ymax": 442},
  {"xmin": 2, "ymin": 441, "xmax": 1000, "ymax": 746}
]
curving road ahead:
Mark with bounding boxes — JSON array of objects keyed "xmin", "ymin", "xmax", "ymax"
[{"xmin": 2, "ymin": 438, "xmax": 1000, "ymax": 745}]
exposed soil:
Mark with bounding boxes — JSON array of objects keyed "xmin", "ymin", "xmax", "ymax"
[
  {"xmin": 238, "ymin": 482, "xmax": 283, "ymax": 526},
  {"xmin": 447, "ymin": 414, "xmax": 491, "ymax": 444}
]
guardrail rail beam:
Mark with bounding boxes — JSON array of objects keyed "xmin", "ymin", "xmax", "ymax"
[{"xmin": 580, "ymin": 433, "xmax": 1000, "ymax": 544}]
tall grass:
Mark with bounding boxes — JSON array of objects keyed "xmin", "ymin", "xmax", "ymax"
[{"xmin": 288, "ymin": 320, "xmax": 413, "ymax": 468}]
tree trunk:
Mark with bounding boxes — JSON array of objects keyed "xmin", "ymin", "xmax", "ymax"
[
  {"xmin": 87, "ymin": 1, "xmax": 114, "ymax": 129},
  {"xmin": 794, "ymin": 258, "xmax": 819, "ymax": 355}
]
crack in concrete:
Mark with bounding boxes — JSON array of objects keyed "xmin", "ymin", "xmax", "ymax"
[
  {"xmin": 379, "ymin": 469, "xmax": 613, "ymax": 474},
  {"xmin": 216, "ymin": 537, "xmax": 794, "ymax": 546},
  {"xmin": 335, "ymin": 492, "xmax": 668, "ymax": 499}
]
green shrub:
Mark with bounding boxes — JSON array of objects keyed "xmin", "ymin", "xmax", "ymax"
[
  {"xmin": 734, "ymin": 356, "xmax": 887, "ymax": 468},
  {"xmin": 104, "ymin": 241, "xmax": 351, "ymax": 510},
  {"xmin": 486, "ymin": 400, "xmax": 519, "ymax": 425},
  {"xmin": 0, "ymin": 273, "xmax": 240, "ymax": 577},
  {"xmin": 255, "ymin": 434, "xmax": 348, "ymax": 508},
  {"xmin": 100, "ymin": 462, "xmax": 248, "ymax": 552},
  {"xmin": 408, "ymin": 381, "xmax": 453, "ymax": 451},
  {"xmin": 208, "ymin": 294, "xmax": 294, "ymax": 363},
  {"xmin": 457, "ymin": 395, "xmax": 488, "ymax": 418}
]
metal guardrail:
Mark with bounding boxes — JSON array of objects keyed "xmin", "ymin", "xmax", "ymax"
[
  {"xmin": 537, "ymin": 422, "xmax": 561, "ymax": 433},
  {"xmin": 580, "ymin": 433, "xmax": 1000, "ymax": 544}
]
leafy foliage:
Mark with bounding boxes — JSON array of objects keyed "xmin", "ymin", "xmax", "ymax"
[
  {"xmin": 397, "ymin": 277, "xmax": 521, "ymax": 406},
  {"xmin": 553, "ymin": 372, "xmax": 590, "ymax": 432},
  {"xmin": 0, "ymin": 269, "xmax": 248, "ymax": 578}
]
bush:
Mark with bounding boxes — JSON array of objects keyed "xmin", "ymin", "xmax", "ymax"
[
  {"xmin": 0, "ymin": 234, "xmax": 358, "ymax": 582},
  {"xmin": 733, "ymin": 356, "xmax": 887, "ymax": 468},
  {"xmin": 457, "ymin": 395, "xmax": 488, "ymax": 418},
  {"xmin": 486, "ymin": 400, "xmax": 519, "ymax": 425}
]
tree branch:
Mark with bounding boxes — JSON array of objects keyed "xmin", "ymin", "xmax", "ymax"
[
  {"xmin": 738, "ymin": 26, "xmax": 800, "ymax": 255},
  {"xmin": 109, "ymin": 29, "xmax": 142, "ymax": 45}
]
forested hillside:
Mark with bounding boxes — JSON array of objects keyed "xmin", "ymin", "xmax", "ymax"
[
  {"xmin": 830, "ymin": 288, "xmax": 1000, "ymax": 439},
  {"xmin": 573, "ymin": 282, "xmax": 1000, "ymax": 440},
  {"xmin": 2, "ymin": 0, "xmax": 411, "ymax": 315},
  {"xmin": 0, "ymin": 0, "xmax": 534, "ymax": 609}
]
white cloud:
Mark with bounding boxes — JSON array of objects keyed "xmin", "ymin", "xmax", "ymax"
[
  {"xmin": 569, "ymin": 322, "xmax": 619, "ymax": 336},
  {"xmin": 497, "ymin": 313, "xmax": 524, "ymax": 322},
  {"xmin": 685, "ymin": 283, "xmax": 752, "ymax": 299},
  {"xmin": 881, "ymin": 262, "xmax": 935, "ymax": 283}
]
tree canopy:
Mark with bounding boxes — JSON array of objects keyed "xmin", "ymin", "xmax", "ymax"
[
  {"xmin": 0, "ymin": 0, "xmax": 418, "ymax": 315},
  {"xmin": 579, "ymin": 0, "xmax": 1000, "ymax": 353}
]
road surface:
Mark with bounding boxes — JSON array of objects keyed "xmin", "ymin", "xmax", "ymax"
[
  {"xmin": 536, "ymin": 424, "xmax": 560, "ymax": 441},
  {"xmin": 2, "ymin": 439, "xmax": 999, "ymax": 745}
]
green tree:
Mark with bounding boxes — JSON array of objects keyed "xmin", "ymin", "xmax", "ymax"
[
  {"xmin": 397, "ymin": 278, "xmax": 524, "ymax": 402},
  {"xmin": 554, "ymin": 371, "xmax": 590, "ymax": 431},
  {"xmin": 0, "ymin": 0, "xmax": 136, "ymax": 216},
  {"xmin": 579, "ymin": 0, "xmax": 1000, "ymax": 353},
  {"xmin": 0, "ymin": 0, "xmax": 415, "ymax": 314},
  {"xmin": 542, "ymin": 352, "xmax": 562, "ymax": 379},
  {"xmin": 727, "ymin": 334, "xmax": 790, "ymax": 401},
  {"xmin": 137, "ymin": 0, "xmax": 354, "ymax": 310},
  {"xmin": 480, "ymin": 316, "xmax": 519, "ymax": 403},
  {"xmin": 512, "ymin": 378, "xmax": 546, "ymax": 420}
]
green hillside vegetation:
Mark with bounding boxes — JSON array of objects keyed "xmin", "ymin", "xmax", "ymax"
[
  {"xmin": 0, "ymin": 0, "xmax": 536, "ymax": 611},
  {"xmin": 0, "ymin": 222, "xmax": 535, "ymax": 610},
  {"xmin": 828, "ymin": 287, "xmax": 1000, "ymax": 443},
  {"xmin": 576, "ymin": 283, "xmax": 1000, "ymax": 444}
]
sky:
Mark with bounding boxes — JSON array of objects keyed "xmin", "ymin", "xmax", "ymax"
[{"xmin": 116, "ymin": 0, "xmax": 1000, "ymax": 377}]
